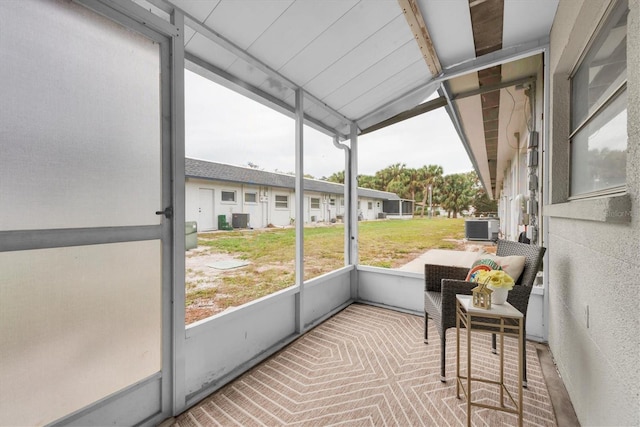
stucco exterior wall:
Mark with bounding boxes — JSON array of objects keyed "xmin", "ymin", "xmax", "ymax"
[
  {"xmin": 546, "ymin": 1, "xmax": 640, "ymax": 425},
  {"xmin": 186, "ymin": 179, "xmax": 387, "ymax": 229}
]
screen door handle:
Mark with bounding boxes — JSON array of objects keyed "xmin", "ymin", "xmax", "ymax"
[{"xmin": 155, "ymin": 206, "xmax": 173, "ymax": 219}]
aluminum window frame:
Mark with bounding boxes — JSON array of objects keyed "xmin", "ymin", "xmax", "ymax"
[
  {"xmin": 275, "ymin": 194, "xmax": 289, "ymax": 209},
  {"xmin": 568, "ymin": 0, "xmax": 628, "ymax": 199},
  {"xmin": 221, "ymin": 190, "xmax": 237, "ymax": 203},
  {"xmin": 244, "ymin": 192, "xmax": 257, "ymax": 204}
]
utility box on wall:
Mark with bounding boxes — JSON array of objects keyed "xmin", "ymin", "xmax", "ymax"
[{"xmin": 232, "ymin": 213, "xmax": 249, "ymax": 228}]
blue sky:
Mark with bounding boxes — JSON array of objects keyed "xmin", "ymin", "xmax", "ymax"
[{"xmin": 185, "ymin": 70, "xmax": 472, "ymax": 179}]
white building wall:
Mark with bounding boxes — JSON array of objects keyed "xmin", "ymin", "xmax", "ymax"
[
  {"xmin": 545, "ymin": 1, "xmax": 640, "ymax": 425},
  {"xmin": 187, "ymin": 179, "xmax": 392, "ymax": 229},
  {"xmin": 269, "ymin": 188, "xmax": 294, "ymax": 227}
]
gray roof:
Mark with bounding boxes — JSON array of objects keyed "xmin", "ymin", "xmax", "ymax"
[{"xmin": 185, "ymin": 158, "xmax": 400, "ymax": 201}]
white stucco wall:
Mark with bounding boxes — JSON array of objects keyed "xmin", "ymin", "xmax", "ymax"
[
  {"xmin": 186, "ymin": 179, "xmax": 386, "ymax": 229},
  {"xmin": 546, "ymin": 1, "xmax": 640, "ymax": 425},
  {"xmin": 186, "ymin": 178, "xmax": 270, "ymax": 230}
]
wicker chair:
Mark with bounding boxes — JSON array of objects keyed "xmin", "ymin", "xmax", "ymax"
[{"xmin": 424, "ymin": 240, "xmax": 546, "ymax": 386}]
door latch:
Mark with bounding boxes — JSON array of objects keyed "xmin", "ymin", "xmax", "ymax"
[{"xmin": 155, "ymin": 206, "xmax": 173, "ymax": 219}]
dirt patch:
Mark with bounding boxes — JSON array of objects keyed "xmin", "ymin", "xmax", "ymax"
[{"xmin": 185, "ymin": 248, "xmax": 249, "ymax": 324}]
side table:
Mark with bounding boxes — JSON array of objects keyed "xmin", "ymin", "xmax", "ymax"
[{"xmin": 455, "ymin": 294, "xmax": 524, "ymax": 427}]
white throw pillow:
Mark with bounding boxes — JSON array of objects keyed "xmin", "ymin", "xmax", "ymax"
[{"xmin": 466, "ymin": 253, "xmax": 526, "ymax": 284}]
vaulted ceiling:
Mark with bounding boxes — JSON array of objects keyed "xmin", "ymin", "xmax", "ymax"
[{"xmin": 137, "ymin": 0, "xmax": 559, "ymax": 197}]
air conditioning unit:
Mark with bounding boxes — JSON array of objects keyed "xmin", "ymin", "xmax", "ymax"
[
  {"xmin": 232, "ymin": 213, "xmax": 249, "ymax": 229},
  {"xmin": 465, "ymin": 218, "xmax": 499, "ymax": 241}
]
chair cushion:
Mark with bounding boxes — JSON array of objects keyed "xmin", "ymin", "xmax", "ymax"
[{"xmin": 465, "ymin": 253, "xmax": 526, "ymax": 283}]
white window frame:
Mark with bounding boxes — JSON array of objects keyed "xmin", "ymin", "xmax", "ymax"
[
  {"xmin": 221, "ymin": 190, "xmax": 236, "ymax": 203},
  {"xmin": 310, "ymin": 197, "xmax": 320, "ymax": 210},
  {"xmin": 367, "ymin": 201, "xmax": 373, "ymax": 210},
  {"xmin": 568, "ymin": 1, "xmax": 628, "ymax": 199},
  {"xmin": 275, "ymin": 194, "xmax": 288, "ymax": 209},
  {"xmin": 244, "ymin": 192, "xmax": 257, "ymax": 204}
]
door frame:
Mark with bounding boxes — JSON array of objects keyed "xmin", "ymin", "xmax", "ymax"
[
  {"xmin": 0, "ymin": 2, "xmax": 184, "ymax": 425},
  {"xmin": 198, "ymin": 188, "xmax": 216, "ymax": 231}
]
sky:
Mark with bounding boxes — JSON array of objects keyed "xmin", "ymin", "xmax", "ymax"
[{"xmin": 185, "ymin": 70, "xmax": 473, "ymax": 179}]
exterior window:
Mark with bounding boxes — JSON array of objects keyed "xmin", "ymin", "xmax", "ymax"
[
  {"xmin": 244, "ymin": 192, "xmax": 257, "ymax": 203},
  {"xmin": 570, "ymin": 3, "xmax": 628, "ymax": 197},
  {"xmin": 368, "ymin": 201, "xmax": 373, "ymax": 210},
  {"xmin": 275, "ymin": 195, "xmax": 288, "ymax": 209},
  {"xmin": 329, "ymin": 198, "xmax": 335, "ymax": 206},
  {"xmin": 341, "ymin": 198, "xmax": 344, "ymax": 206},
  {"xmin": 221, "ymin": 190, "xmax": 236, "ymax": 202},
  {"xmin": 310, "ymin": 197, "xmax": 320, "ymax": 209}
]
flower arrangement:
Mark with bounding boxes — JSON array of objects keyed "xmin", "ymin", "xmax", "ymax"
[{"xmin": 475, "ymin": 269, "xmax": 515, "ymax": 290}]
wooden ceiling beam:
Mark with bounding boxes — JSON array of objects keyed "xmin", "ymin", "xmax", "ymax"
[{"xmin": 398, "ymin": 0, "xmax": 442, "ymax": 76}]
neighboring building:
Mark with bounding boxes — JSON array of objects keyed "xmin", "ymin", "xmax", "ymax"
[{"xmin": 185, "ymin": 158, "xmax": 403, "ymax": 230}]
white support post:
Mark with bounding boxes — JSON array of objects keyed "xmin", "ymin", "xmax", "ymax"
[
  {"xmin": 349, "ymin": 123, "xmax": 359, "ymax": 266},
  {"xmin": 170, "ymin": 8, "xmax": 186, "ymax": 416},
  {"xmin": 348, "ymin": 123, "xmax": 359, "ymax": 299},
  {"xmin": 294, "ymin": 89, "xmax": 305, "ymax": 333}
]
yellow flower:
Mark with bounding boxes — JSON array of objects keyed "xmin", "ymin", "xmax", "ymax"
[{"xmin": 476, "ymin": 269, "xmax": 514, "ymax": 290}]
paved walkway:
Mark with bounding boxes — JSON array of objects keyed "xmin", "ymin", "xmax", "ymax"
[{"xmin": 398, "ymin": 248, "xmax": 483, "ymax": 273}]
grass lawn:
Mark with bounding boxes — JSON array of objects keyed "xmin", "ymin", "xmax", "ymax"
[{"xmin": 185, "ymin": 217, "xmax": 465, "ymax": 323}]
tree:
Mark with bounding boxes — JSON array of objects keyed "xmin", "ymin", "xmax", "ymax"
[
  {"xmin": 470, "ymin": 172, "xmax": 498, "ymax": 215},
  {"xmin": 326, "ymin": 171, "xmax": 345, "ymax": 184},
  {"xmin": 357, "ymin": 174, "xmax": 377, "ymax": 189},
  {"xmin": 417, "ymin": 165, "xmax": 443, "ymax": 217},
  {"xmin": 439, "ymin": 172, "xmax": 475, "ymax": 218}
]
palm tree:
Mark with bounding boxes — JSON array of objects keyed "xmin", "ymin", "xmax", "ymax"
[
  {"xmin": 439, "ymin": 173, "xmax": 474, "ymax": 218},
  {"xmin": 326, "ymin": 171, "xmax": 345, "ymax": 184},
  {"xmin": 357, "ymin": 174, "xmax": 377, "ymax": 189},
  {"xmin": 418, "ymin": 165, "xmax": 443, "ymax": 217}
]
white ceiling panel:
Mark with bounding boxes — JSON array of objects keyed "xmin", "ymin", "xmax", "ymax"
[
  {"xmin": 203, "ymin": 0, "xmax": 294, "ymax": 51},
  {"xmin": 171, "ymin": 0, "xmax": 219, "ymax": 22},
  {"xmin": 503, "ymin": 0, "xmax": 559, "ymax": 48},
  {"xmin": 224, "ymin": 57, "xmax": 280, "ymax": 96},
  {"xmin": 184, "ymin": 25, "xmax": 196, "ymax": 45},
  {"xmin": 169, "ymin": 0, "xmax": 559, "ymax": 175},
  {"xmin": 338, "ymin": 59, "xmax": 431, "ymax": 119},
  {"xmin": 185, "ymin": 33, "xmax": 237, "ymax": 71},
  {"xmin": 246, "ymin": 0, "xmax": 358, "ymax": 72},
  {"xmin": 302, "ymin": 15, "xmax": 418, "ymax": 102},
  {"xmin": 322, "ymin": 41, "xmax": 427, "ymax": 111},
  {"xmin": 278, "ymin": 1, "xmax": 402, "ymax": 86},
  {"xmin": 418, "ymin": 0, "xmax": 476, "ymax": 69}
]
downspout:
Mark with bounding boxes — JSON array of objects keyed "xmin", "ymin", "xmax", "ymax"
[{"xmin": 332, "ymin": 136, "xmax": 351, "ymax": 266}]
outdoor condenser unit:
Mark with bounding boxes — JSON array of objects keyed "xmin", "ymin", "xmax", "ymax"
[
  {"xmin": 465, "ymin": 218, "xmax": 499, "ymax": 241},
  {"xmin": 232, "ymin": 213, "xmax": 249, "ymax": 228}
]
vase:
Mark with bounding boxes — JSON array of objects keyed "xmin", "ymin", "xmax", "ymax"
[{"xmin": 488, "ymin": 285, "xmax": 509, "ymax": 305}]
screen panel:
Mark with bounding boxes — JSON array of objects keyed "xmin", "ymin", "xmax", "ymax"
[
  {"xmin": 0, "ymin": 0, "xmax": 161, "ymax": 231},
  {"xmin": 0, "ymin": 241, "xmax": 162, "ymax": 426}
]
